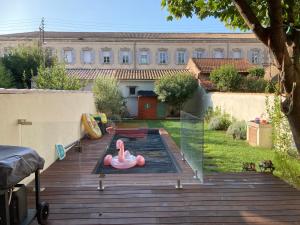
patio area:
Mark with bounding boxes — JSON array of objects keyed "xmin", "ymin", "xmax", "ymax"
[{"xmin": 28, "ymin": 129, "xmax": 300, "ymax": 225}]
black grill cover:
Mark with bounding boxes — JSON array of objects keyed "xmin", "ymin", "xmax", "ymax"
[{"xmin": 0, "ymin": 146, "xmax": 45, "ymax": 189}]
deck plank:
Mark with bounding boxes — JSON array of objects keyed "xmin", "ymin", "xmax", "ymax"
[{"xmin": 28, "ymin": 129, "xmax": 300, "ymax": 225}]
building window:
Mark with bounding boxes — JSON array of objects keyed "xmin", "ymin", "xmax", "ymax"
[
  {"xmin": 82, "ymin": 50, "xmax": 92, "ymax": 64},
  {"xmin": 63, "ymin": 49, "xmax": 74, "ymax": 64},
  {"xmin": 139, "ymin": 51, "xmax": 149, "ymax": 65},
  {"xmin": 250, "ymin": 49, "xmax": 260, "ymax": 64},
  {"xmin": 177, "ymin": 50, "xmax": 186, "ymax": 64},
  {"xmin": 129, "ymin": 86, "xmax": 136, "ymax": 96},
  {"xmin": 213, "ymin": 49, "xmax": 224, "ymax": 58},
  {"xmin": 121, "ymin": 50, "xmax": 130, "ymax": 64},
  {"xmin": 232, "ymin": 49, "xmax": 242, "ymax": 59},
  {"xmin": 159, "ymin": 51, "xmax": 168, "ymax": 64},
  {"xmin": 103, "ymin": 51, "xmax": 111, "ymax": 64},
  {"xmin": 194, "ymin": 49, "xmax": 205, "ymax": 58}
]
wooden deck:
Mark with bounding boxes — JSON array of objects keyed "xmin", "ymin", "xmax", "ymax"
[{"xmin": 28, "ymin": 129, "xmax": 300, "ymax": 225}]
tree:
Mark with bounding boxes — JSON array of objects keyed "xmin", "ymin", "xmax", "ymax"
[
  {"xmin": 210, "ymin": 65, "xmax": 242, "ymax": 91},
  {"xmin": 154, "ymin": 73, "xmax": 198, "ymax": 113},
  {"xmin": 0, "ymin": 63, "xmax": 14, "ymax": 88},
  {"xmin": 162, "ymin": 0, "xmax": 300, "ymax": 152},
  {"xmin": 1, "ymin": 43, "xmax": 53, "ymax": 88},
  {"xmin": 93, "ymin": 77, "xmax": 125, "ymax": 117},
  {"xmin": 34, "ymin": 63, "xmax": 83, "ymax": 90}
]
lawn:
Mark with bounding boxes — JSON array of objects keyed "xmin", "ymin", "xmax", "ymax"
[{"xmin": 117, "ymin": 120, "xmax": 300, "ymax": 188}]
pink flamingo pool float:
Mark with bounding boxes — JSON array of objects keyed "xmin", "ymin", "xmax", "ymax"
[{"xmin": 104, "ymin": 139, "xmax": 145, "ymax": 169}]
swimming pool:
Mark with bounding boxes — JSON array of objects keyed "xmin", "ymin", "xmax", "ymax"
[{"xmin": 93, "ymin": 129, "xmax": 180, "ymax": 174}]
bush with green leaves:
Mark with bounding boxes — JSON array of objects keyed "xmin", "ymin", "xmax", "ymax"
[
  {"xmin": 93, "ymin": 77, "xmax": 125, "ymax": 117},
  {"xmin": 248, "ymin": 67, "xmax": 265, "ymax": 78},
  {"xmin": 226, "ymin": 121, "xmax": 247, "ymax": 140},
  {"xmin": 1, "ymin": 43, "xmax": 54, "ymax": 88},
  {"xmin": 34, "ymin": 63, "xmax": 83, "ymax": 90},
  {"xmin": 210, "ymin": 65, "xmax": 242, "ymax": 92},
  {"xmin": 208, "ymin": 115, "xmax": 232, "ymax": 131},
  {"xmin": 0, "ymin": 63, "xmax": 14, "ymax": 88},
  {"xmin": 154, "ymin": 73, "xmax": 198, "ymax": 112},
  {"xmin": 204, "ymin": 106, "xmax": 222, "ymax": 123},
  {"xmin": 241, "ymin": 77, "xmax": 270, "ymax": 93}
]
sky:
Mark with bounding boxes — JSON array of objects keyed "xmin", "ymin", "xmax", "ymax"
[{"xmin": 0, "ymin": 0, "xmax": 242, "ymax": 34}]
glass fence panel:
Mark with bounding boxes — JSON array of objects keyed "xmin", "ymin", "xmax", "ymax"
[{"xmin": 180, "ymin": 111, "xmax": 204, "ymax": 183}]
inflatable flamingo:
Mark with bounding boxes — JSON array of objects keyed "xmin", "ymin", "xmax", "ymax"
[{"xmin": 104, "ymin": 139, "xmax": 145, "ymax": 169}]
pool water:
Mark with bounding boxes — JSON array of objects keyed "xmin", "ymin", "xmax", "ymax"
[{"xmin": 93, "ymin": 129, "xmax": 180, "ymax": 174}]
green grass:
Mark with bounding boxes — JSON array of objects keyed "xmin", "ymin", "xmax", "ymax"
[{"xmin": 117, "ymin": 120, "xmax": 300, "ymax": 188}]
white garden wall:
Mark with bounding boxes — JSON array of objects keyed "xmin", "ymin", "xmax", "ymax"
[
  {"xmin": 184, "ymin": 87, "xmax": 274, "ymax": 121},
  {"xmin": 0, "ymin": 89, "xmax": 96, "ymax": 183}
]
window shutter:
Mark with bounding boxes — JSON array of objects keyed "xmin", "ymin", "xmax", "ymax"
[
  {"xmin": 156, "ymin": 51, "xmax": 160, "ymax": 64},
  {"xmin": 61, "ymin": 49, "xmax": 65, "ymax": 63},
  {"xmin": 175, "ymin": 51, "xmax": 178, "ymax": 65},
  {"xmin": 259, "ymin": 50, "xmax": 263, "ymax": 64},
  {"xmin": 128, "ymin": 51, "xmax": 132, "ymax": 64},
  {"xmin": 100, "ymin": 50, "xmax": 104, "ymax": 64},
  {"xmin": 119, "ymin": 51, "xmax": 122, "ymax": 64},
  {"xmin": 166, "ymin": 51, "xmax": 169, "ymax": 64},
  {"xmin": 148, "ymin": 51, "xmax": 151, "ymax": 65},
  {"xmin": 110, "ymin": 51, "xmax": 114, "ymax": 64},
  {"xmin": 184, "ymin": 51, "xmax": 188, "ymax": 64},
  {"xmin": 247, "ymin": 50, "xmax": 252, "ymax": 63},
  {"xmin": 192, "ymin": 51, "xmax": 197, "ymax": 58},
  {"xmin": 137, "ymin": 51, "xmax": 140, "ymax": 64},
  {"xmin": 71, "ymin": 49, "xmax": 76, "ymax": 64},
  {"xmin": 80, "ymin": 50, "xmax": 84, "ymax": 64}
]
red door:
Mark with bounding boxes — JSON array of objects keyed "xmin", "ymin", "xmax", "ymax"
[{"xmin": 138, "ymin": 96, "xmax": 157, "ymax": 119}]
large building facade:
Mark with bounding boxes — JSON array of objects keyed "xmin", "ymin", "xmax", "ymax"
[{"xmin": 0, "ymin": 31, "xmax": 268, "ymax": 117}]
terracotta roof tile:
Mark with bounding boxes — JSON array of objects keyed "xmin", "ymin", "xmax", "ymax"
[
  {"xmin": 66, "ymin": 68, "xmax": 190, "ymax": 80},
  {"xmin": 191, "ymin": 58, "xmax": 254, "ymax": 74}
]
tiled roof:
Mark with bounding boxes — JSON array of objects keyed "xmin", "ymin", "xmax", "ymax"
[
  {"xmin": 67, "ymin": 68, "xmax": 190, "ymax": 80},
  {"xmin": 191, "ymin": 58, "xmax": 254, "ymax": 74},
  {"xmin": 0, "ymin": 31, "xmax": 257, "ymax": 41}
]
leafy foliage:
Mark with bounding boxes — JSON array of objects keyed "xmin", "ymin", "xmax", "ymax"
[
  {"xmin": 34, "ymin": 63, "xmax": 83, "ymax": 90},
  {"xmin": 266, "ymin": 95, "xmax": 296, "ymax": 155},
  {"xmin": 227, "ymin": 120, "xmax": 247, "ymax": 140},
  {"xmin": 1, "ymin": 43, "xmax": 53, "ymax": 89},
  {"xmin": 161, "ymin": 0, "xmax": 300, "ymax": 31},
  {"xmin": 204, "ymin": 106, "xmax": 222, "ymax": 123},
  {"xmin": 208, "ymin": 115, "xmax": 232, "ymax": 131},
  {"xmin": 248, "ymin": 67, "xmax": 265, "ymax": 78},
  {"xmin": 0, "ymin": 63, "xmax": 14, "ymax": 88},
  {"xmin": 154, "ymin": 73, "xmax": 198, "ymax": 110},
  {"xmin": 240, "ymin": 77, "xmax": 271, "ymax": 93},
  {"xmin": 93, "ymin": 77, "xmax": 126, "ymax": 117},
  {"xmin": 210, "ymin": 65, "xmax": 242, "ymax": 92}
]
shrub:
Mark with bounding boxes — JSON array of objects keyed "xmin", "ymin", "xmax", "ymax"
[
  {"xmin": 208, "ymin": 115, "xmax": 232, "ymax": 131},
  {"xmin": 204, "ymin": 106, "xmax": 222, "ymax": 123},
  {"xmin": 241, "ymin": 77, "xmax": 270, "ymax": 93},
  {"xmin": 248, "ymin": 67, "xmax": 265, "ymax": 78},
  {"xmin": 0, "ymin": 63, "xmax": 14, "ymax": 88},
  {"xmin": 1, "ymin": 43, "xmax": 54, "ymax": 88},
  {"xmin": 93, "ymin": 77, "xmax": 125, "ymax": 117},
  {"xmin": 154, "ymin": 73, "xmax": 198, "ymax": 112},
  {"xmin": 227, "ymin": 121, "xmax": 247, "ymax": 140},
  {"xmin": 34, "ymin": 63, "xmax": 83, "ymax": 90},
  {"xmin": 210, "ymin": 65, "xmax": 242, "ymax": 92}
]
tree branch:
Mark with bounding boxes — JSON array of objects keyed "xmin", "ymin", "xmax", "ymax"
[{"xmin": 232, "ymin": 0, "xmax": 269, "ymax": 45}]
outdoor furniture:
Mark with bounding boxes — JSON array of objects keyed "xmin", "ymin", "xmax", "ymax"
[{"xmin": 0, "ymin": 145, "xmax": 49, "ymax": 225}]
